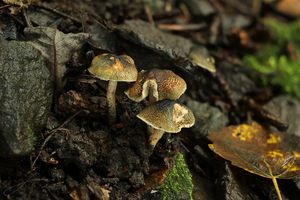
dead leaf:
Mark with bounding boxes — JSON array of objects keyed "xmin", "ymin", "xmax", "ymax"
[
  {"xmin": 3, "ymin": 0, "xmax": 40, "ymax": 14},
  {"xmin": 3, "ymin": 0, "xmax": 40, "ymax": 6},
  {"xmin": 24, "ymin": 27, "xmax": 89, "ymax": 92},
  {"xmin": 87, "ymin": 182, "xmax": 110, "ymax": 200},
  {"xmin": 208, "ymin": 122, "xmax": 300, "ymax": 200},
  {"xmin": 69, "ymin": 186, "xmax": 90, "ymax": 200}
]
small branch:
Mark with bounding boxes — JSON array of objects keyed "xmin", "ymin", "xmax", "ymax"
[
  {"xmin": 157, "ymin": 23, "xmax": 205, "ymax": 31},
  {"xmin": 22, "ymin": 7, "xmax": 32, "ymax": 27},
  {"xmin": 144, "ymin": 4, "xmax": 154, "ymax": 24},
  {"xmin": 0, "ymin": 4, "xmax": 10, "ymax": 10},
  {"xmin": 31, "ymin": 109, "xmax": 87, "ymax": 170},
  {"xmin": 34, "ymin": 4, "xmax": 81, "ymax": 24}
]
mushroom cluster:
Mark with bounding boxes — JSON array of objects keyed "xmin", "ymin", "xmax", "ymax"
[{"xmin": 88, "ymin": 53, "xmax": 194, "ymax": 148}]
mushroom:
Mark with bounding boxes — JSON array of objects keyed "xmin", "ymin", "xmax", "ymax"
[
  {"xmin": 137, "ymin": 99, "xmax": 195, "ymax": 148},
  {"xmin": 88, "ymin": 53, "xmax": 138, "ymax": 125},
  {"xmin": 124, "ymin": 69, "xmax": 186, "ymax": 104}
]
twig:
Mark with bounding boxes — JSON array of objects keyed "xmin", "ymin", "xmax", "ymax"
[
  {"xmin": 34, "ymin": 4, "xmax": 81, "ymax": 24},
  {"xmin": 0, "ymin": 4, "xmax": 10, "ymax": 10},
  {"xmin": 144, "ymin": 4, "xmax": 154, "ymax": 24},
  {"xmin": 3, "ymin": 172, "xmax": 48, "ymax": 196},
  {"xmin": 157, "ymin": 23, "xmax": 205, "ymax": 31},
  {"xmin": 22, "ymin": 7, "xmax": 32, "ymax": 27},
  {"xmin": 31, "ymin": 109, "xmax": 87, "ymax": 170}
]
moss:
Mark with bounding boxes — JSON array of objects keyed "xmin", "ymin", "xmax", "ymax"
[
  {"xmin": 244, "ymin": 19, "xmax": 300, "ymax": 99},
  {"xmin": 159, "ymin": 153, "xmax": 193, "ymax": 200},
  {"xmin": 25, "ymin": 124, "xmax": 36, "ymax": 151}
]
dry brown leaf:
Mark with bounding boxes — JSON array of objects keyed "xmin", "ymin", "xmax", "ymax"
[
  {"xmin": 87, "ymin": 182, "xmax": 110, "ymax": 200},
  {"xmin": 208, "ymin": 122, "xmax": 300, "ymax": 200},
  {"xmin": 3, "ymin": 0, "xmax": 40, "ymax": 14},
  {"xmin": 24, "ymin": 27, "xmax": 89, "ymax": 91}
]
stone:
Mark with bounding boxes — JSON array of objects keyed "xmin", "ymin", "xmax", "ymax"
[
  {"xmin": 218, "ymin": 61, "xmax": 256, "ymax": 102},
  {"xmin": 185, "ymin": 98, "xmax": 228, "ymax": 138},
  {"xmin": 183, "ymin": 0, "xmax": 215, "ymax": 17},
  {"xmin": 116, "ymin": 20, "xmax": 193, "ymax": 68},
  {"xmin": 0, "ymin": 37, "xmax": 52, "ymax": 156},
  {"xmin": 215, "ymin": 162, "xmax": 260, "ymax": 200},
  {"xmin": 263, "ymin": 95, "xmax": 300, "ymax": 137}
]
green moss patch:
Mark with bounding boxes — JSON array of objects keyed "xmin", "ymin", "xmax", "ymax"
[
  {"xmin": 159, "ymin": 153, "xmax": 193, "ymax": 200},
  {"xmin": 244, "ymin": 19, "xmax": 300, "ymax": 98}
]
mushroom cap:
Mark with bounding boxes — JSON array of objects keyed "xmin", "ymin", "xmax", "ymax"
[
  {"xmin": 88, "ymin": 53, "xmax": 138, "ymax": 82},
  {"xmin": 137, "ymin": 99, "xmax": 195, "ymax": 133},
  {"xmin": 125, "ymin": 69, "xmax": 187, "ymax": 102},
  {"xmin": 188, "ymin": 46, "xmax": 216, "ymax": 73}
]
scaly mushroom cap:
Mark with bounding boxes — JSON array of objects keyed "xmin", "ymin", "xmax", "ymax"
[
  {"xmin": 88, "ymin": 53, "xmax": 138, "ymax": 82},
  {"xmin": 137, "ymin": 99, "xmax": 195, "ymax": 133},
  {"xmin": 125, "ymin": 69, "xmax": 187, "ymax": 102}
]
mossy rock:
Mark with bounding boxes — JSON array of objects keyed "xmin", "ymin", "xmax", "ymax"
[
  {"xmin": 0, "ymin": 38, "xmax": 52, "ymax": 156},
  {"xmin": 144, "ymin": 153, "xmax": 193, "ymax": 200},
  {"xmin": 160, "ymin": 153, "xmax": 193, "ymax": 200}
]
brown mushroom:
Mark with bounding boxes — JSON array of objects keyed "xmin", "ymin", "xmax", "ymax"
[
  {"xmin": 188, "ymin": 46, "xmax": 216, "ymax": 73},
  {"xmin": 124, "ymin": 69, "xmax": 186, "ymax": 104},
  {"xmin": 137, "ymin": 99, "xmax": 195, "ymax": 148},
  {"xmin": 88, "ymin": 53, "xmax": 137, "ymax": 125}
]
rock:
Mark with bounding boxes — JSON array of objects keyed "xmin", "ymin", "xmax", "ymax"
[
  {"xmin": 116, "ymin": 20, "xmax": 193, "ymax": 68},
  {"xmin": 215, "ymin": 162, "xmax": 260, "ymax": 200},
  {"xmin": 182, "ymin": 0, "xmax": 216, "ymax": 17},
  {"xmin": 82, "ymin": 15, "xmax": 117, "ymax": 52},
  {"xmin": 218, "ymin": 61, "xmax": 256, "ymax": 102},
  {"xmin": 221, "ymin": 14, "xmax": 252, "ymax": 34},
  {"xmin": 0, "ymin": 37, "xmax": 52, "ymax": 156},
  {"xmin": 185, "ymin": 98, "xmax": 228, "ymax": 138},
  {"xmin": 263, "ymin": 95, "xmax": 300, "ymax": 137},
  {"xmin": 0, "ymin": 14, "xmax": 18, "ymax": 40}
]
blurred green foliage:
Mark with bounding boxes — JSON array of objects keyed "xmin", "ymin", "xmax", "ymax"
[{"xmin": 244, "ymin": 19, "xmax": 300, "ymax": 98}]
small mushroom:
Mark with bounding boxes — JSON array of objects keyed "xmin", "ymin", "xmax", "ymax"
[
  {"xmin": 188, "ymin": 46, "xmax": 216, "ymax": 73},
  {"xmin": 88, "ymin": 53, "xmax": 137, "ymax": 125},
  {"xmin": 137, "ymin": 99, "xmax": 195, "ymax": 148},
  {"xmin": 124, "ymin": 69, "xmax": 186, "ymax": 104}
]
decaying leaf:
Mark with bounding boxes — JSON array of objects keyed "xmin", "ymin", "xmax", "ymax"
[
  {"xmin": 3, "ymin": 0, "xmax": 40, "ymax": 14},
  {"xmin": 208, "ymin": 122, "xmax": 300, "ymax": 200},
  {"xmin": 3, "ymin": 0, "xmax": 40, "ymax": 5},
  {"xmin": 69, "ymin": 186, "xmax": 89, "ymax": 200},
  {"xmin": 87, "ymin": 182, "xmax": 110, "ymax": 200},
  {"xmin": 24, "ymin": 27, "xmax": 89, "ymax": 92}
]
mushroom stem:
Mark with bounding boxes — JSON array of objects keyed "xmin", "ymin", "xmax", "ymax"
[
  {"xmin": 148, "ymin": 126, "xmax": 165, "ymax": 148},
  {"xmin": 148, "ymin": 93, "xmax": 157, "ymax": 104},
  {"xmin": 107, "ymin": 80, "xmax": 118, "ymax": 125},
  {"xmin": 148, "ymin": 80, "xmax": 158, "ymax": 104}
]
